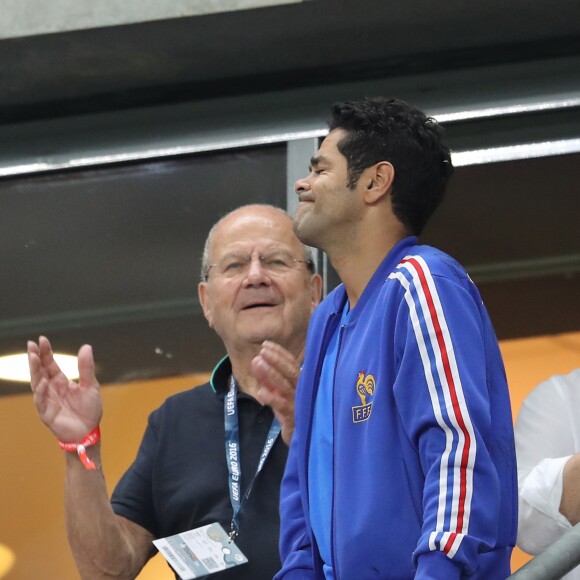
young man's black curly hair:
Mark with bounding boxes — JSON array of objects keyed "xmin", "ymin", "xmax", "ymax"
[{"xmin": 328, "ymin": 97, "xmax": 454, "ymax": 236}]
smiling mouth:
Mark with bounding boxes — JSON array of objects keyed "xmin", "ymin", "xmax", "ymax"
[{"xmin": 242, "ymin": 303, "xmax": 275, "ymax": 310}]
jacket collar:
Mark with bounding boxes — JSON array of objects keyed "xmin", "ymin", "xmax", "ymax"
[{"xmin": 328, "ymin": 236, "xmax": 418, "ymax": 322}]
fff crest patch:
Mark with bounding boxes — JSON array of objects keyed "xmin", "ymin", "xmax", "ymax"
[{"xmin": 352, "ymin": 371, "xmax": 376, "ymax": 423}]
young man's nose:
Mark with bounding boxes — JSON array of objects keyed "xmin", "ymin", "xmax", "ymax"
[{"xmin": 295, "ymin": 176, "xmax": 311, "ymax": 193}]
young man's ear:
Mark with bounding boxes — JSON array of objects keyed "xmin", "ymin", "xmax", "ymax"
[
  {"xmin": 363, "ymin": 161, "xmax": 394, "ymax": 204},
  {"xmin": 310, "ymin": 273, "xmax": 323, "ymax": 309}
]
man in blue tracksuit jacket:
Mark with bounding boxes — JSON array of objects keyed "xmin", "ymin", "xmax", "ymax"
[{"xmin": 276, "ymin": 97, "xmax": 517, "ymax": 579}]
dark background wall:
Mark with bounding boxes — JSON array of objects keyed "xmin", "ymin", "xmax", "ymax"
[{"xmin": 1, "ymin": 0, "xmax": 579, "ymax": 395}]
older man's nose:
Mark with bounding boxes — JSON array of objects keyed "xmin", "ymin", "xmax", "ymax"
[{"xmin": 243, "ymin": 257, "xmax": 271, "ymax": 284}]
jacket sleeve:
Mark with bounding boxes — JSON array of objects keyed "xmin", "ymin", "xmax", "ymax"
[
  {"xmin": 275, "ymin": 424, "xmax": 316, "ymax": 579},
  {"xmin": 515, "ymin": 376, "xmax": 576, "ymax": 553},
  {"xmin": 391, "ymin": 256, "xmax": 516, "ymax": 578}
]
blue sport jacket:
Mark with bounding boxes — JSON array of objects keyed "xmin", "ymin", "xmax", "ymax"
[{"xmin": 277, "ymin": 237, "xmax": 517, "ymax": 579}]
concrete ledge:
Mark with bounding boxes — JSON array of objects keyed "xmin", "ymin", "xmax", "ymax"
[{"xmin": 0, "ymin": 0, "xmax": 305, "ymax": 39}]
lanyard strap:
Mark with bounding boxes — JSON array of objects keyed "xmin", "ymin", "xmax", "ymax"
[{"xmin": 224, "ymin": 375, "xmax": 281, "ymax": 540}]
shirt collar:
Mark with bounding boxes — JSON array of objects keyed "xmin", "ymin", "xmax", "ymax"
[
  {"xmin": 209, "ymin": 356, "xmax": 255, "ymax": 401},
  {"xmin": 209, "ymin": 355, "xmax": 232, "ymax": 395}
]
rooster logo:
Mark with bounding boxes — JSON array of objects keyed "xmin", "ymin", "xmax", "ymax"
[
  {"xmin": 352, "ymin": 372, "xmax": 376, "ymax": 423},
  {"xmin": 356, "ymin": 372, "xmax": 376, "ymax": 405}
]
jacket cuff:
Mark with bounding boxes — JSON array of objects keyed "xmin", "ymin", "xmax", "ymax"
[
  {"xmin": 415, "ymin": 551, "xmax": 463, "ymax": 580},
  {"xmin": 274, "ymin": 569, "xmax": 316, "ymax": 580}
]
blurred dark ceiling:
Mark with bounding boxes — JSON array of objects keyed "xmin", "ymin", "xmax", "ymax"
[
  {"xmin": 1, "ymin": 0, "xmax": 580, "ymax": 122},
  {"xmin": 1, "ymin": 0, "xmax": 579, "ymax": 395}
]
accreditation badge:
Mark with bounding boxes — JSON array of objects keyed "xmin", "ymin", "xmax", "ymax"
[{"xmin": 153, "ymin": 522, "xmax": 248, "ymax": 579}]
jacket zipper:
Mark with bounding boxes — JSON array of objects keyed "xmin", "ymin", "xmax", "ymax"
[
  {"xmin": 330, "ymin": 321, "xmax": 347, "ymax": 580},
  {"xmin": 306, "ymin": 312, "xmax": 340, "ymax": 579}
]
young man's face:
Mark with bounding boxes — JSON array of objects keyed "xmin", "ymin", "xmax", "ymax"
[
  {"xmin": 293, "ymin": 129, "xmax": 364, "ymax": 252},
  {"xmin": 198, "ymin": 206, "xmax": 321, "ymax": 357}
]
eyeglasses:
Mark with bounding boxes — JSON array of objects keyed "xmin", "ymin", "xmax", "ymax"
[{"xmin": 204, "ymin": 251, "xmax": 313, "ymax": 281}]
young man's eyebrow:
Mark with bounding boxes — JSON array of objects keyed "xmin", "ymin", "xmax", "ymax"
[{"xmin": 309, "ymin": 155, "xmax": 327, "ymax": 170}]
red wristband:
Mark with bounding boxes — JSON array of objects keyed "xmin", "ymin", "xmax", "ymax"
[{"xmin": 58, "ymin": 426, "xmax": 101, "ymax": 470}]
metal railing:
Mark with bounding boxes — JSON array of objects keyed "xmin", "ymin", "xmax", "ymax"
[{"xmin": 509, "ymin": 524, "xmax": 580, "ymax": 579}]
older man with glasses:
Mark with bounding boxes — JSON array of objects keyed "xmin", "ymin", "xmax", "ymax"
[{"xmin": 28, "ymin": 204, "xmax": 322, "ymax": 580}]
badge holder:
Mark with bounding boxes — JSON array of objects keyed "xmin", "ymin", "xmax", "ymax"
[{"xmin": 154, "ymin": 522, "xmax": 247, "ymax": 579}]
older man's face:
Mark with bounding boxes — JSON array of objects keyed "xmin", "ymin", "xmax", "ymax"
[{"xmin": 198, "ymin": 206, "xmax": 321, "ymax": 358}]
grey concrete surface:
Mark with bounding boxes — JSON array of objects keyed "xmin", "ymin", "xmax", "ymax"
[{"xmin": 0, "ymin": 0, "xmax": 303, "ymax": 39}]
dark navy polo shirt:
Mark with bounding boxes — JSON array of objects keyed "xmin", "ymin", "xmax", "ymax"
[{"xmin": 111, "ymin": 357, "xmax": 288, "ymax": 579}]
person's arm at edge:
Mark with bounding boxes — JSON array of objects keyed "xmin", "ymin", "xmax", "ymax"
[
  {"xmin": 560, "ymin": 453, "xmax": 580, "ymax": 525},
  {"xmin": 516, "ymin": 376, "xmax": 579, "ymax": 553}
]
